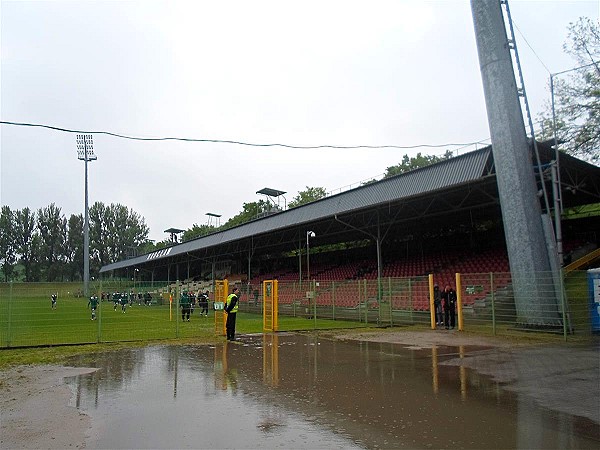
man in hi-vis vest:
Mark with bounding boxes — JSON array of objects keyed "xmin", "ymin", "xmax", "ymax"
[{"xmin": 225, "ymin": 287, "xmax": 240, "ymax": 341}]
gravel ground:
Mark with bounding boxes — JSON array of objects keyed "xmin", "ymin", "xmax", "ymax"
[{"xmin": 0, "ymin": 365, "xmax": 98, "ymax": 449}]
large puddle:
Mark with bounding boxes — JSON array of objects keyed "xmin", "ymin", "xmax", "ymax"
[{"xmin": 65, "ymin": 333, "xmax": 599, "ymax": 449}]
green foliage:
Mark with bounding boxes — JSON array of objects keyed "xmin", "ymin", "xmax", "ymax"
[
  {"xmin": 89, "ymin": 202, "xmax": 150, "ymax": 273},
  {"xmin": 384, "ymin": 151, "xmax": 454, "ymax": 178},
  {"xmin": 288, "ymin": 186, "xmax": 327, "ymax": 208},
  {"xmin": 14, "ymin": 207, "xmax": 39, "ymax": 282},
  {"xmin": 37, "ymin": 203, "xmax": 67, "ymax": 281},
  {"xmin": 182, "ymin": 223, "xmax": 216, "ymax": 242},
  {"xmin": 223, "ymin": 200, "xmax": 271, "ymax": 228},
  {"xmin": 0, "ymin": 206, "xmax": 16, "ymax": 282},
  {"xmin": 65, "ymin": 214, "xmax": 84, "ymax": 281},
  {"xmin": 538, "ymin": 17, "xmax": 600, "ymax": 164},
  {"xmin": 1, "ymin": 202, "xmax": 149, "ymax": 282}
]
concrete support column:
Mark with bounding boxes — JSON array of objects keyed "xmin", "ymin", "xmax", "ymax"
[{"xmin": 471, "ymin": 0, "xmax": 560, "ymax": 326}]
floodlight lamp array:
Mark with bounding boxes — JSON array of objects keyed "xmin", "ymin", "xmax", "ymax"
[{"xmin": 76, "ymin": 134, "xmax": 97, "ymax": 161}]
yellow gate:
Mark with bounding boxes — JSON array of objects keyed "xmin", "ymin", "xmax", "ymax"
[
  {"xmin": 263, "ymin": 280, "xmax": 278, "ymax": 332},
  {"xmin": 214, "ymin": 280, "xmax": 228, "ymax": 336}
]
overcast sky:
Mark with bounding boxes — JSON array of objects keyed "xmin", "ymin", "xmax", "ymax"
[{"xmin": 1, "ymin": 0, "xmax": 598, "ymax": 243}]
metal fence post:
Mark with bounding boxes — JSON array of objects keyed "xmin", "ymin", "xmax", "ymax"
[
  {"xmin": 363, "ymin": 279, "xmax": 368, "ymax": 323},
  {"xmin": 357, "ymin": 279, "xmax": 361, "ymax": 322},
  {"xmin": 408, "ymin": 278, "xmax": 413, "ymax": 324},
  {"xmin": 429, "ymin": 274, "xmax": 435, "ymax": 329},
  {"xmin": 560, "ymin": 269, "xmax": 568, "ymax": 342},
  {"xmin": 456, "ymin": 273, "xmax": 463, "ymax": 331},
  {"xmin": 7, "ymin": 281, "xmax": 13, "ymax": 348},
  {"xmin": 176, "ymin": 280, "xmax": 180, "ymax": 338},
  {"xmin": 332, "ymin": 281, "xmax": 336, "ymax": 320},
  {"xmin": 490, "ymin": 272, "xmax": 496, "ymax": 336},
  {"xmin": 98, "ymin": 278, "xmax": 103, "ymax": 343},
  {"xmin": 313, "ymin": 279, "xmax": 317, "ymax": 330},
  {"xmin": 389, "ymin": 277, "xmax": 393, "ymax": 326}
]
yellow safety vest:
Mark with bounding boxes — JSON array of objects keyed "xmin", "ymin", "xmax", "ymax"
[{"xmin": 226, "ymin": 293, "xmax": 239, "ymax": 313}]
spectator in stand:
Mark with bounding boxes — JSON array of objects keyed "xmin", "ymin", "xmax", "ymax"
[
  {"xmin": 433, "ymin": 285, "xmax": 443, "ymax": 326},
  {"xmin": 442, "ymin": 285, "xmax": 457, "ymax": 330}
]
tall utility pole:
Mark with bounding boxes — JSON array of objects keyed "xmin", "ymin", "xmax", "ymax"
[
  {"xmin": 76, "ymin": 134, "xmax": 97, "ymax": 297},
  {"xmin": 471, "ymin": 0, "xmax": 561, "ymax": 327}
]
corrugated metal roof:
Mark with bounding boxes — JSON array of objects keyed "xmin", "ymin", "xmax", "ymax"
[{"xmin": 100, "ymin": 147, "xmax": 493, "ymax": 272}]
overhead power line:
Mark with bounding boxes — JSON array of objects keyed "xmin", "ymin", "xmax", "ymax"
[{"xmin": 0, "ymin": 120, "xmax": 488, "ymax": 150}]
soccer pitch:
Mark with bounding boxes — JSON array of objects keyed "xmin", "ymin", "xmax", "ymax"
[{"xmin": 0, "ymin": 285, "xmax": 366, "ymax": 348}]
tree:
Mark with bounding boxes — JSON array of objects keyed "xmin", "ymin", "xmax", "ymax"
[
  {"xmin": 65, "ymin": 214, "xmax": 84, "ymax": 281},
  {"xmin": 89, "ymin": 202, "xmax": 149, "ymax": 274},
  {"xmin": 224, "ymin": 200, "xmax": 271, "ymax": 228},
  {"xmin": 37, "ymin": 203, "xmax": 67, "ymax": 281},
  {"xmin": 538, "ymin": 17, "xmax": 600, "ymax": 163},
  {"xmin": 0, "ymin": 206, "xmax": 16, "ymax": 282},
  {"xmin": 182, "ymin": 223, "xmax": 216, "ymax": 242},
  {"xmin": 288, "ymin": 186, "xmax": 327, "ymax": 208},
  {"xmin": 14, "ymin": 207, "xmax": 38, "ymax": 281},
  {"xmin": 384, "ymin": 151, "xmax": 453, "ymax": 178}
]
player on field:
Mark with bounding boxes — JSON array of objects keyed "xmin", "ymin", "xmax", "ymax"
[{"xmin": 88, "ymin": 295, "xmax": 99, "ymax": 320}]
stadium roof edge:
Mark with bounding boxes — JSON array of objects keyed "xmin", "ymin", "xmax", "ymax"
[
  {"xmin": 100, "ymin": 142, "xmax": 599, "ymax": 274},
  {"xmin": 100, "ymin": 145, "xmax": 495, "ymax": 273}
]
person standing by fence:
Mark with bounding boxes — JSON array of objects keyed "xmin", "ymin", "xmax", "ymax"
[
  {"xmin": 225, "ymin": 287, "xmax": 240, "ymax": 341},
  {"xmin": 442, "ymin": 285, "xmax": 457, "ymax": 330}
]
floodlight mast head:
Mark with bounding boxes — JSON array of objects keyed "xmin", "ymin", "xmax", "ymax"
[{"xmin": 76, "ymin": 134, "xmax": 97, "ymax": 161}]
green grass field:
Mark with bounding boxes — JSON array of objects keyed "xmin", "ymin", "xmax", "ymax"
[
  {"xmin": 1, "ymin": 272, "xmax": 595, "ymax": 349},
  {"xmin": 0, "ymin": 288, "xmax": 368, "ymax": 348}
]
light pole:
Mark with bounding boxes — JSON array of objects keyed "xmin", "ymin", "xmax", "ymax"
[
  {"xmin": 306, "ymin": 231, "xmax": 315, "ymax": 281},
  {"xmin": 76, "ymin": 134, "xmax": 97, "ymax": 297},
  {"xmin": 549, "ymin": 62, "xmax": 596, "ymax": 265}
]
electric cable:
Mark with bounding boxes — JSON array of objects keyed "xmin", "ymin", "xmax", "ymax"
[{"xmin": 0, "ymin": 120, "xmax": 489, "ymax": 150}]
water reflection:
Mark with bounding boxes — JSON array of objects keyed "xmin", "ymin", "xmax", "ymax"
[{"xmin": 66, "ymin": 334, "xmax": 599, "ymax": 449}]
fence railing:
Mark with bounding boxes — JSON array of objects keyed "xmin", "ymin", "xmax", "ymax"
[{"xmin": 0, "ymin": 270, "xmax": 597, "ymax": 348}]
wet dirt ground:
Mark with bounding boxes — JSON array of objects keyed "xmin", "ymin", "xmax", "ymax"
[{"xmin": 1, "ymin": 331, "xmax": 599, "ymax": 449}]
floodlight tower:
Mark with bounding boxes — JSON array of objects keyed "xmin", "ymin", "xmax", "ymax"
[{"xmin": 76, "ymin": 134, "xmax": 97, "ymax": 297}]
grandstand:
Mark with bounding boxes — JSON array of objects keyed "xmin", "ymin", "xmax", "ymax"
[{"xmin": 100, "ymin": 141, "xmax": 600, "ymax": 323}]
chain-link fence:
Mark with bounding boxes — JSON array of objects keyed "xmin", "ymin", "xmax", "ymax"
[{"xmin": 1, "ymin": 270, "xmax": 597, "ymax": 348}]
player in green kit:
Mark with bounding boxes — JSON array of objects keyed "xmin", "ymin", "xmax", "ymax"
[
  {"xmin": 88, "ymin": 295, "xmax": 99, "ymax": 320},
  {"xmin": 180, "ymin": 291, "xmax": 191, "ymax": 321},
  {"xmin": 120, "ymin": 292, "xmax": 128, "ymax": 313}
]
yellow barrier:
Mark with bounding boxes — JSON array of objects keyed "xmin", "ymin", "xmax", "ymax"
[{"xmin": 564, "ymin": 248, "xmax": 600, "ymax": 273}]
